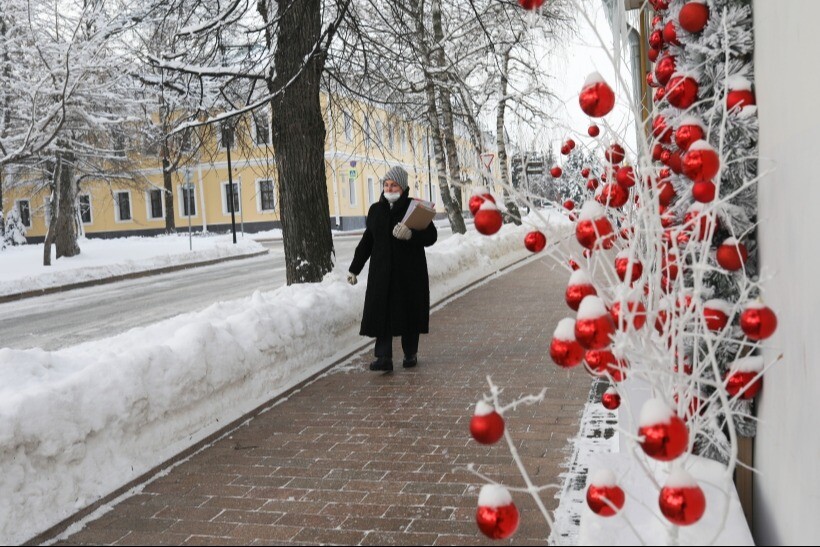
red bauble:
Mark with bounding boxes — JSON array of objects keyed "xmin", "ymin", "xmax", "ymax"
[
  {"xmin": 610, "ymin": 300, "xmax": 647, "ymax": 330},
  {"xmin": 470, "ymin": 402, "xmax": 505, "ymax": 444},
  {"xmin": 469, "ymin": 193, "xmax": 496, "ymax": 216},
  {"xmin": 679, "ymin": 2, "xmax": 709, "ymax": 34},
  {"xmin": 666, "ymin": 76, "xmax": 699, "ymax": 109},
  {"xmin": 654, "ymin": 86, "xmax": 667, "ymax": 103},
  {"xmin": 601, "ymin": 388, "xmax": 621, "ymax": 411},
  {"xmin": 476, "ymin": 485, "xmax": 519, "ymax": 540},
  {"xmin": 648, "ymin": 47, "xmax": 660, "ymax": 63},
  {"xmin": 659, "ymin": 474, "xmax": 706, "ymax": 526},
  {"xmin": 596, "ymin": 183, "xmax": 629, "ymax": 208},
  {"xmin": 616, "ymin": 166, "xmax": 636, "ymax": 188},
  {"xmin": 726, "ymin": 370, "xmax": 763, "ymax": 399},
  {"xmin": 638, "ymin": 400, "xmax": 689, "ymax": 461},
  {"xmin": 605, "ymin": 143, "xmax": 626, "ymax": 164},
  {"xmin": 652, "ymin": 115, "xmax": 673, "ymax": 144},
  {"xmin": 561, "ymin": 144, "xmax": 571, "ymax": 155},
  {"xmin": 517, "ymin": 0, "xmax": 546, "ymax": 10},
  {"xmin": 651, "ymin": 0, "xmax": 670, "ymax": 10},
  {"xmin": 566, "ymin": 138, "xmax": 577, "ymax": 150},
  {"xmin": 568, "ymin": 259, "xmax": 580, "ymax": 271},
  {"xmin": 566, "ymin": 284, "xmax": 598, "ymax": 312},
  {"xmin": 716, "ymin": 239, "xmax": 748, "ymax": 271},
  {"xmin": 652, "ymin": 144, "xmax": 665, "ymax": 161},
  {"xmin": 581, "ymin": 167, "xmax": 591, "ymax": 178},
  {"xmin": 740, "ymin": 304, "xmax": 778, "ymax": 340},
  {"xmin": 659, "ymin": 205, "xmax": 676, "ymax": 228},
  {"xmin": 579, "ymin": 74, "xmax": 616, "ymax": 118},
  {"xmin": 600, "ymin": 172, "xmax": 608, "ymax": 182},
  {"xmin": 586, "ymin": 178, "xmax": 599, "ymax": 191},
  {"xmin": 663, "ymin": 20, "xmax": 681, "ymax": 46},
  {"xmin": 703, "ymin": 300, "xmax": 730, "ymax": 332},
  {"xmin": 647, "ymin": 72, "xmax": 658, "ymax": 88},
  {"xmin": 657, "ymin": 180, "xmax": 676, "ymax": 207},
  {"xmin": 551, "ymin": 166, "xmax": 563, "ymax": 178},
  {"xmin": 675, "ymin": 123, "xmax": 705, "ymax": 151},
  {"xmin": 575, "ymin": 299, "xmax": 616, "ymax": 350},
  {"xmin": 585, "ymin": 349, "xmax": 628, "ymax": 382},
  {"xmin": 649, "ymin": 29, "xmax": 664, "ymax": 50},
  {"xmin": 682, "ymin": 141, "xmax": 720, "ymax": 182},
  {"xmin": 655, "ymin": 55, "xmax": 677, "ymax": 86},
  {"xmin": 524, "ymin": 231, "xmax": 547, "ymax": 253},
  {"xmin": 652, "ymin": 14, "xmax": 663, "ymax": 26},
  {"xmin": 550, "ymin": 318, "xmax": 586, "ymax": 368},
  {"xmin": 684, "ymin": 205, "xmax": 717, "ymax": 241},
  {"xmin": 474, "ymin": 203, "xmax": 503, "ymax": 235},
  {"xmin": 727, "ymin": 89, "xmax": 756, "ymax": 111},
  {"xmin": 615, "ymin": 255, "xmax": 643, "ymax": 283},
  {"xmin": 586, "ymin": 470, "xmax": 625, "ymax": 516},
  {"xmin": 576, "ymin": 217, "xmax": 614, "ymax": 249},
  {"xmin": 692, "ymin": 181, "xmax": 716, "ymax": 203},
  {"xmin": 564, "ymin": 199, "xmax": 575, "ymax": 211},
  {"xmin": 588, "ymin": 124, "xmax": 600, "ymax": 137}
]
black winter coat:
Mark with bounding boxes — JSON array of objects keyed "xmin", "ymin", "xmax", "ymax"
[{"xmin": 349, "ymin": 189, "xmax": 438, "ymax": 337}]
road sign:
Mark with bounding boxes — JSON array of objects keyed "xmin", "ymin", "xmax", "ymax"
[
  {"xmin": 349, "ymin": 169, "xmax": 358, "ymax": 179},
  {"xmin": 480, "ymin": 153, "xmax": 495, "ymax": 171}
]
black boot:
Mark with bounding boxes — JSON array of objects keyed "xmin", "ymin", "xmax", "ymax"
[
  {"xmin": 369, "ymin": 357, "xmax": 393, "ymax": 372},
  {"xmin": 402, "ymin": 354, "xmax": 418, "ymax": 368}
]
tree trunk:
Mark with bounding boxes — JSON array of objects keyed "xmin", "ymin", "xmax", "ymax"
[
  {"xmin": 271, "ymin": 0, "xmax": 334, "ymax": 284},
  {"xmin": 54, "ymin": 149, "xmax": 80, "ymax": 258},
  {"xmin": 497, "ymin": 48, "xmax": 522, "ymax": 225},
  {"xmin": 42, "ymin": 163, "xmax": 57, "ymax": 266},
  {"xmin": 162, "ymin": 151, "xmax": 176, "ymax": 233}
]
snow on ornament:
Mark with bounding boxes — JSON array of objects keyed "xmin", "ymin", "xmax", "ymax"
[
  {"xmin": 740, "ymin": 302, "xmax": 778, "ymax": 340},
  {"xmin": 703, "ymin": 299, "xmax": 732, "ymax": 332},
  {"xmin": 575, "ymin": 201, "xmax": 615, "ymax": 250},
  {"xmin": 614, "ymin": 250, "xmax": 643, "ymax": 283},
  {"xmin": 586, "ymin": 469, "xmax": 625, "ymax": 516},
  {"xmin": 575, "ymin": 295, "xmax": 616, "ymax": 350},
  {"xmin": 588, "ymin": 124, "xmax": 600, "ymax": 137},
  {"xmin": 605, "ymin": 143, "xmax": 626, "ymax": 164},
  {"xmin": 616, "ymin": 166, "xmax": 636, "ymax": 188},
  {"xmin": 550, "ymin": 166, "xmax": 563, "ymax": 178},
  {"xmin": 476, "ymin": 484, "xmax": 519, "ymax": 539},
  {"xmin": 674, "ymin": 116, "xmax": 705, "ymax": 150},
  {"xmin": 654, "ymin": 54, "xmax": 677, "ymax": 86},
  {"xmin": 666, "ymin": 75, "xmax": 699, "ymax": 109},
  {"xmin": 727, "ymin": 75, "xmax": 756, "ymax": 111},
  {"xmin": 682, "ymin": 140, "xmax": 720, "ymax": 182},
  {"xmin": 658, "ymin": 469, "xmax": 707, "ymax": 526},
  {"xmin": 474, "ymin": 200, "xmax": 503, "ymax": 236},
  {"xmin": 579, "ymin": 73, "xmax": 616, "ymax": 118},
  {"xmin": 679, "ymin": 0, "xmax": 709, "ymax": 34},
  {"xmin": 566, "ymin": 270, "xmax": 598, "ymax": 311},
  {"xmin": 638, "ymin": 398, "xmax": 689, "ymax": 461},
  {"xmin": 647, "ymin": 71, "xmax": 658, "ymax": 88},
  {"xmin": 692, "ymin": 181, "xmax": 716, "ymax": 203},
  {"xmin": 663, "ymin": 20, "xmax": 681, "ymax": 46},
  {"xmin": 716, "ymin": 237, "xmax": 748, "ymax": 271},
  {"xmin": 470, "ymin": 401, "xmax": 505, "ymax": 445},
  {"xmin": 550, "ymin": 318, "xmax": 586, "ymax": 369},
  {"xmin": 517, "ymin": 0, "xmax": 545, "ymax": 11},
  {"xmin": 725, "ymin": 356, "xmax": 764, "ymax": 399},
  {"xmin": 524, "ymin": 231, "xmax": 547, "ymax": 253},
  {"xmin": 601, "ymin": 387, "xmax": 621, "ymax": 411},
  {"xmin": 469, "ymin": 188, "xmax": 496, "ymax": 216}
]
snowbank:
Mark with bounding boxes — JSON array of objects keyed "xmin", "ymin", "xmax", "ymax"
[{"xmin": 0, "ymin": 214, "xmax": 570, "ymax": 544}]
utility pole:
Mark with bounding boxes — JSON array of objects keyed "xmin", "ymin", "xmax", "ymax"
[{"xmin": 225, "ymin": 121, "xmax": 237, "ymax": 244}]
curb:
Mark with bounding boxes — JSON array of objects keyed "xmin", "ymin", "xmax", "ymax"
[
  {"xmin": 28, "ymin": 250, "xmax": 538, "ymax": 546},
  {"xmin": 0, "ymin": 250, "xmax": 270, "ymax": 304}
]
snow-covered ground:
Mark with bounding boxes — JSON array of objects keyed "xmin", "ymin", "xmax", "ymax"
[
  {"xmin": 0, "ymin": 233, "xmax": 265, "ymax": 297},
  {"xmin": 0, "ymin": 213, "xmax": 571, "ymax": 545}
]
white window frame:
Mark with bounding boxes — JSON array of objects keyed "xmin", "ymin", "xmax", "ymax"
[
  {"xmin": 145, "ymin": 189, "xmax": 165, "ymax": 220},
  {"xmin": 367, "ymin": 176, "xmax": 375, "ymax": 205},
  {"xmin": 348, "ymin": 174, "xmax": 357, "ymax": 207},
  {"xmin": 387, "ymin": 122, "xmax": 394, "ymax": 150},
  {"xmin": 15, "ymin": 199, "xmax": 32, "ymax": 228},
  {"xmin": 221, "ymin": 181, "xmax": 242, "ymax": 216},
  {"xmin": 400, "ymin": 126, "xmax": 407, "ymax": 155},
  {"xmin": 177, "ymin": 185, "xmax": 198, "ymax": 218},
  {"xmin": 114, "ymin": 190, "xmax": 133, "ymax": 223},
  {"xmin": 77, "ymin": 194, "xmax": 93, "ymax": 225},
  {"xmin": 363, "ymin": 116, "xmax": 371, "ymax": 148},
  {"xmin": 375, "ymin": 119, "xmax": 384, "ymax": 147},
  {"xmin": 256, "ymin": 178, "xmax": 276, "ymax": 213},
  {"xmin": 343, "ymin": 110, "xmax": 354, "ymax": 142}
]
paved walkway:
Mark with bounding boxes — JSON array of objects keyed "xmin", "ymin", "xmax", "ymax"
[{"xmin": 52, "ymin": 257, "xmax": 594, "ymax": 546}]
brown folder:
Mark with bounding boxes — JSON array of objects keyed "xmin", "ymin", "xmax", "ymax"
[{"xmin": 401, "ymin": 199, "xmax": 436, "ymax": 230}]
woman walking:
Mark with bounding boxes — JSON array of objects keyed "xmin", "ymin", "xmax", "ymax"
[{"xmin": 347, "ymin": 166, "xmax": 438, "ymax": 371}]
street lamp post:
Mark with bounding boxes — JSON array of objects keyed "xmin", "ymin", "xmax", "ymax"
[{"xmin": 183, "ymin": 168, "xmax": 194, "ymax": 251}]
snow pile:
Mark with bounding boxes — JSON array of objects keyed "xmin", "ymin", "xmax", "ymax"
[
  {"xmin": 0, "ymin": 234, "xmax": 265, "ymax": 297},
  {"xmin": 0, "ymin": 215, "xmax": 569, "ymax": 544}
]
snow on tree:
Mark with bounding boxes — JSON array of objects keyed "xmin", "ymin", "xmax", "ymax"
[{"xmin": 3, "ymin": 207, "xmax": 27, "ymax": 246}]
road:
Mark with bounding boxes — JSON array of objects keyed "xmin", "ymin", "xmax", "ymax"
[{"xmin": 0, "ymin": 229, "xmax": 452, "ymax": 351}]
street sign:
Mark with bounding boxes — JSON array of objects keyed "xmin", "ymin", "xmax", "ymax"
[
  {"xmin": 480, "ymin": 153, "xmax": 495, "ymax": 171},
  {"xmin": 349, "ymin": 169, "xmax": 358, "ymax": 179}
]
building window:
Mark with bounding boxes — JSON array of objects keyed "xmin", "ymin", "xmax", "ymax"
[
  {"xmin": 254, "ymin": 110, "xmax": 270, "ymax": 145},
  {"xmin": 223, "ymin": 182, "xmax": 240, "ymax": 214},
  {"xmin": 115, "ymin": 191, "xmax": 132, "ymax": 222},
  {"xmin": 364, "ymin": 117, "xmax": 371, "ymax": 148},
  {"xmin": 400, "ymin": 126, "xmax": 407, "ymax": 155},
  {"xmin": 258, "ymin": 179, "xmax": 275, "ymax": 211},
  {"xmin": 367, "ymin": 176, "xmax": 375, "ymax": 205},
  {"xmin": 219, "ymin": 122, "xmax": 235, "ymax": 150},
  {"xmin": 44, "ymin": 196, "xmax": 52, "ymax": 226},
  {"xmin": 375, "ymin": 120, "xmax": 384, "ymax": 147},
  {"xmin": 78, "ymin": 195, "xmax": 92, "ymax": 224},
  {"xmin": 348, "ymin": 175, "xmax": 356, "ymax": 206},
  {"xmin": 112, "ymin": 130, "xmax": 126, "ymax": 157},
  {"xmin": 181, "ymin": 186, "xmax": 196, "ymax": 217},
  {"xmin": 387, "ymin": 123, "xmax": 394, "ymax": 150},
  {"xmin": 344, "ymin": 110, "xmax": 354, "ymax": 142},
  {"xmin": 148, "ymin": 189, "xmax": 164, "ymax": 219},
  {"xmin": 16, "ymin": 200, "xmax": 31, "ymax": 228}
]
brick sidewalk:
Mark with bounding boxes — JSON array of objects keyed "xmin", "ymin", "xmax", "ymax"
[{"xmin": 52, "ymin": 257, "xmax": 594, "ymax": 546}]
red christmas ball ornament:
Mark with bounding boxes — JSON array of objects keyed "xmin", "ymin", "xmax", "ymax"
[
  {"xmin": 601, "ymin": 388, "xmax": 621, "ymax": 411},
  {"xmin": 652, "ymin": 115, "xmax": 673, "ymax": 144},
  {"xmin": 682, "ymin": 140, "xmax": 720, "ymax": 182},
  {"xmin": 652, "ymin": 144, "xmax": 665, "ymax": 161},
  {"xmin": 668, "ymin": 150, "xmax": 683, "ymax": 174},
  {"xmin": 647, "ymin": 72, "xmax": 658, "ymax": 88},
  {"xmin": 660, "ymin": 148, "xmax": 672, "ymax": 166},
  {"xmin": 654, "ymin": 86, "xmax": 667, "ymax": 103},
  {"xmin": 649, "ymin": 29, "xmax": 664, "ymax": 50},
  {"xmin": 476, "ymin": 485, "xmax": 519, "ymax": 540},
  {"xmin": 575, "ymin": 296, "xmax": 616, "ymax": 350},
  {"xmin": 575, "ymin": 203, "xmax": 614, "ymax": 250},
  {"xmin": 703, "ymin": 299, "xmax": 731, "ymax": 332},
  {"xmin": 692, "ymin": 181, "xmax": 716, "ymax": 203},
  {"xmin": 716, "ymin": 238, "xmax": 748, "ymax": 271},
  {"xmin": 614, "ymin": 252, "xmax": 643, "ymax": 283},
  {"xmin": 474, "ymin": 201, "xmax": 503, "ymax": 235},
  {"xmin": 666, "ymin": 75, "xmax": 699, "ymax": 109},
  {"xmin": 727, "ymin": 76, "xmax": 756, "ymax": 111},
  {"xmin": 659, "ymin": 205, "xmax": 676, "ymax": 229},
  {"xmin": 588, "ymin": 124, "xmax": 600, "ymax": 137},
  {"xmin": 616, "ymin": 166, "xmax": 636, "ymax": 188},
  {"xmin": 564, "ymin": 199, "xmax": 575, "ymax": 211},
  {"xmin": 524, "ymin": 231, "xmax": 547, "ymax": 253},
  {"xmin": 684, "ymin": 203, "xmax": 717, "ymax": 241},
  {"xmin": 725, "ymin": 356, "xmax": 764, "ymax": 399},
  {"xmin": 470, "ymin": 401, "xmax": 505, "ymax": 444},
  {"xmin": 657, "ymin": 180, "xmax": 676, "ymax": 207},
  {"xmin": 566, "ymin": 138, "xmax": 577, "ymax": 150},
  {"xmin": 740, "ymin": 303, "xmax": 778, "ymax": 340},
  {"xmin": 662, "ymin": 249, "xmax": 680, "ymax": 279},
  {"xmin": 586, "ymin": 469, "xmax": 625, "ymax": 516},
  {"xmin": 663, "ymin": 20, "xmax": 681, "ymax": 46},
  {"xmin": 651, "ymin": 0, "xmax": 670, "ymax": 10},
  {"xmin": 654, "ymin": 55, "xmax": 677, "ymax": 86},
  {"xmin": 469, "ymin": 191, "xmax": 496, "ymax": 216},
  {"xmin": 566, "ymin": 270, "xmax": 598, "ymax": 311},
  {"xmin": 579, "ymin": 73, "xmax": 616, "ymax": 118},
  {"xmin": 561, "ymin": 144, "xmax": 571, "ymax": 155},
  {"xmin": 652, "ymin": 14, "xmax": 663, "ymax": 26},
  {"xmin": 648, "ymin": 47, "xmax": 660, "ymax": 63},
  {"xmin": 568, "ymin": 259, "xmax": 580, "ymax": 271},
  {"xmin": 517, "ymin": 0, "xmax": 546, "ymax": 10},
  {"xmin": 675, "ymin": 119, "xmax": 706, "ymax": 151},
  {"xmin": 596, "ymin": 183, "xmax": 629, "ymax": 208},
  {"xmin": 638, "ymin": 399, "xmax": 689, "ymax": 461},
  {"xmin": 586, "ymin": 177, "xmax": 599, "ymax": 191},
  {"xmin": 610, "ymin": 299, "xmax": 647, "ymax": 330},
  {"xmin": 581, "ymin": 167, "xmax": 591, "ymax": 178},
  {"xmin": 551, "ymin": 166, "xmax": 563, "ymax": 178},
  {"xmin": 585, "ymin": 349, "xmax": 627, "ymax": 382},
  {"xmin": 550, "ymin": 318, "xmax": 586, "ymax": 368},
  {"xmin": 605, "ymin": 143, "xmax": 626, "ymax": 164},
  {"xmin": 679, "ymin": 1, "xmax": 709, "ymax": 34},
  {"xmin": 659, "ymin": 470, "xmax": 706, "ymax": 526}
]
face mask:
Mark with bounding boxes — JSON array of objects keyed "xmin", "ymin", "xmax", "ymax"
[{"xmin": 384, "ymin": 192, "xmax": 401, "ymax": 203}]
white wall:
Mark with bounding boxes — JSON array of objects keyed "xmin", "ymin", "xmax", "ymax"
[{"xmin": 753, "ymin": 2, "xmax": 820, "ymax": 544}]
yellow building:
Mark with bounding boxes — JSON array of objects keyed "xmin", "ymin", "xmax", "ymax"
[{"xmin": 2, "ymin": 96, "xmax": 500, "ymax": 241}]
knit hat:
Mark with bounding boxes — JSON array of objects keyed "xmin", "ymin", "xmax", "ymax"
[{"xmin": 381, "ymin": 165, "xmax": 408, "ymax": 191}]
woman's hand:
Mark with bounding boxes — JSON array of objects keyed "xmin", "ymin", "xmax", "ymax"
[
  {"xmin": 347, "ymin": 272, "xmax": 358, "ymax": 285},
  {"xmin": 392, "ymin": 223, "xmax": 412, "ymax": 240}
]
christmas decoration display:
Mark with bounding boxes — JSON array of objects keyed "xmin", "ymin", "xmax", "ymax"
[
  {"xmin": 682, "ymin": 140, "xmax": 720, "ymax": 182},
  {"xmin": 550, "ymin": 166, "xmax": 563, "ymax": 178},
  {"xmin": 565, "ymin": 270, "xmax": 598, "ymax": 311},
  {"xmin": 575, "ymin": 201, "xmax": 614, "ymax": 250},
  {"xmin": 470, "ymin": 401, "xmax": 506, "ymax": 445},
  {"xmin": 716, "ymin": 238, "xmax": 748, "ymax": 271},
  {"xmin": 679, "ymin": 1, "xmax": 709, "ymax": 34},
  {"xmin": 476, "ymin": 484, "xmax": 519, "ymax": 539},
  {"xmin": 740, "ymin": 303, "xmax": 778, "ymax": 340},
  {"xmin": 469, "ymin": 188, "xmax": 496, "ymax": 216},
  {"xmin": 524, "ymin": 231, "xmax": 547, "ymax": 253},
  {"xmin": 674, "ymin": 116, "xmax": 705, "ymax": 150},
  {"xmin": 601, "ymin": 387, "xmax": 621, "ymax": 410},
  {"xmin": 550, "ymin": 318, "xmax": 586, "ymax": 368},
  {"xmin": 616, "ymin": 166, "xmax": 635, "ymax": 188},
  {"xmin": 638, "ymin": 399, "xmax": 689, "ymax": 462},
  {"xmin": 724, "ymin": 356, "xmax": 763, "ymax": 399},
  {"xmin": 614, "ymin": 250, "xmax": 643, "ymax": 283},
  {"xmin": 703, "ymin": 299, "xmax": 731, "ymax": 331},
  {"xmin": 575, "ymin": 296, "xmax": 615, "ymax": 350},
  {"xmin": 726, "ymin": 76, "xmax": 756, "ymax": 111},
  {"xmin": 604, "ymin": 143, "xmax": 626, "ymax": 164},
  {"xmin": 658, "ymin": 470, "xmax": 707, "ymax": 526},
  {"xmin": 666, "ymin": 75, "xmax": 699, "ymax": 109},
  {"xmin": 579, "ymin": 73, "xmax": 615, "ymax": 118},
  {"xmin": 588, "ymin": 124, "xmax": 600, "ymax": 137},
  {"xmin": 586, "ymin": 469, "xmax": 625, "ymax": 516},
  {"xmin": 474, "ymin": 200, "xmax": 503, "ymax": 235}
]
